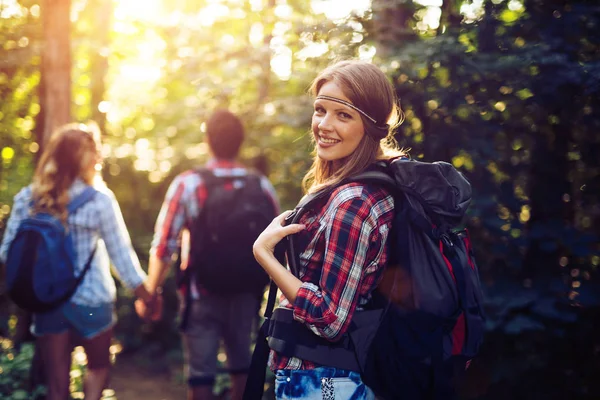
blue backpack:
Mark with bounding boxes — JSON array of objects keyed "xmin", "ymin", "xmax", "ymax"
[
  {"xmin": 6, "ymin": 186, "xmax": 98, "ymax": 313},
  {"xmin": 244, "ymin": 158, "xmax": 485, "ymax": 400}
]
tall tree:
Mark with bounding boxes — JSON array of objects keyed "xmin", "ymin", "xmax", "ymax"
[
  {"xmin": 88, "ymin": 0, "xmax": 111, "ymax": 131},
  {"xmin": 371, "ymin": 0, "xmax": 417, "ymax": 58},
  {"xmin": 40, "ymin": 0, "xmax": 71, "ymax": 145}
]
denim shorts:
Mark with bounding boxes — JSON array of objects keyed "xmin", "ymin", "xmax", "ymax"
[
  {"xmin": 275, "ymin": 367, "xmax": 375, "ymax": 400},
  {"xmin": 31, "ymin": 301, "xmax": 116, "ymax": 339}
]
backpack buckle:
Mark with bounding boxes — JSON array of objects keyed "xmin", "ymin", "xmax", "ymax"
[
  {"xmin": 441, "ymin": 233, "xmax": 457, "ymax": 256},
  {"xmin": 284, "ymin": 210, "xmax": 298, "ymax": 226}
]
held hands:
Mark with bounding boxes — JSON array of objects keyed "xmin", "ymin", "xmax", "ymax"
[
  {"xmin": 253, "ymin": 210, "xmax": 305, "ymax": 265},
  {"xmin": 134, "ymin": 288, "xmax": 164, "ymax": 322}
]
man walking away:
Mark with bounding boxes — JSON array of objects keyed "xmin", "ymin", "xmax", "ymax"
[{"xmin": 138, "ymin": 109, "xmax": 279, "ymax": 400}]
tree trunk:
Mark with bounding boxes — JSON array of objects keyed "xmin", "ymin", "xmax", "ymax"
[
  {"xmin": 27, "ymin": 2, "xmax": 72, "ymax": 394},
  {"xmin": 40, "ymin": 0, "xmax": 71, "ymax": 145},
  {"xmin": 258, "ymin": 0, "xmax": 275, "ymax": 104},
  {"xmin": 371, "ymin": 0, "xmax": 416, "ymax": 58},
  {"xmin": 438, "ymin": 0, "xmax": 461, "ymax": 35},
  {"xmin": 89, "ymin": 0, "xmax": 112, "ymax": 131},
  {"xmin": 478, "ymin": 1, "xmax": 498, "ymax": 53}
]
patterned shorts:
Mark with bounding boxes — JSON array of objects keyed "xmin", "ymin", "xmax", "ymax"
[{"xmin": 274, "ymin": 367, "xmax": 375, "ymax": 400}]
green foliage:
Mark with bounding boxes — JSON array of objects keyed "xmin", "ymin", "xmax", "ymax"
[
  {"xmin": 0, "ymin": 1, "xmax": 40, "ymax": 230},
  {"xmin": 1, "ymin": 0, "xmax": 600, "ymax": 397},
  {"xmin": 0, "ymin": 338, "xmax": 119, "ymax": 400},
  {"xmin": 0, "ymin": 341, "xmax": 45, "ymax": 399},
  {"xmin": 365, "ymin": 0, "xmax": 600, "ymax": 283}
]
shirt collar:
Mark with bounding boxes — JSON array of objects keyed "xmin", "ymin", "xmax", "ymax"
[{"xmin": 206, "ymin": 157, "xmax": 244, "ymax": 169}]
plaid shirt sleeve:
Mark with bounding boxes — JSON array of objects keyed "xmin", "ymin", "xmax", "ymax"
[
  {"xmin": 0, "ymin": 187, "xmax": 31, "ymax": 264},
  {"xmin": 291, "ymin": 185, "xmax": 393, "ymax": 342},
  {"xmin": 151, "ymin": 176, "xmax": 186, "ymax": 262},
  {"xmin": 151, "ymin": 173, "xmax": 203, "ymax": 262}
]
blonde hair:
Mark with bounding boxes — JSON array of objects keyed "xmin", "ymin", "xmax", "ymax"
[
  {"xmin": 302, "ymin": 60, "xmax": 407, "ymax": 194},
  {"xmin": 31, "ymin": 122, "xmax": 102, "ymax": 223}
]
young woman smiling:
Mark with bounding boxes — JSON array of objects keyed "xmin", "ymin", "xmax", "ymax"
[{"xmin": 252, "ymin": 60, "xmax": 406, "ymax": 399}]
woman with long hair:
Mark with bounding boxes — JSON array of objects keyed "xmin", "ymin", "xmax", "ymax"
[
  {"xmin": 0, "ymin": 122, "xmax": 158, "ymax": 400},
  {"xmin": 252, "ymin": 60, "xmax": 406, "ymax": 399}
]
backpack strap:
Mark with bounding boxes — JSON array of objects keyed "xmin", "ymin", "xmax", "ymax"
[
  {"xmin": 185, "ymin": 167, "xmax": 222, "ymax": 263},
  {"xmin": 69, "ymin": 186, "xmax": 98, "ymax": 284},
  {"xmin": 196, "ymin": 167, "xmax": 254, "ymax": 186},
  {"xmin": 350, "ymin": 169, "xmax": 396, "ymax": 189},
  {"xmin": 196, "ymin": 167, "xmax": 219, "ymax": 188},
  {"xmin": 243, "ymin": 279, "xmax": 279, "ymax": 400},
  {"xmin": 67, "ymin": 186, "xmax": 98, "ymax": 214},
  {"xmin": 177, "ymin": 169, "xmax": 215, "ymax": 330},
  {"xmin": 284, "ymin": 188, "xmax": 332, "ymax": 276},
  {"xmin": 74, "ymin": 244, "xmax": 97, "ymax": 285}
]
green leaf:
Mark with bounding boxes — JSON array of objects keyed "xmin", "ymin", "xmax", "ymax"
[
  {"xmin": 516, "ymin": 88, "xmax": 534, "ymax": 100},
  {"xmin": 500, "ymin": 9, "xmax": 520, "ymax": 24},
  {"xmin": 11, "ymin": 390, "xmax": 29, "ymax": 400}
]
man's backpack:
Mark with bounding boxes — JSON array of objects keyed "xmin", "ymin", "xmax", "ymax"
[
  {"xmin": 187, "ymin": 169, "xmax": 275, "ymax": 294},
  {"xmin": 244, "ymin": 158, "xmax": 485, "ymax": 400},
  {"xmin": 5, "ymin": 186, "xmax": 98, "ymax": 313}
]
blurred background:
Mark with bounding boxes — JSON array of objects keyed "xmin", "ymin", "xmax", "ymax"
[{"xmin": 0, "ymin": 0, "xmax": 599, "ymax": 399}]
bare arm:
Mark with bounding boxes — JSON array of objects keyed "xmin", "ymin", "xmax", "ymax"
[
  {"xmin": 146, "ymin": 253, "xmax": 171, "ymax": 293},
  {"xmin": 134, "ymin": 253, "xmax": 169, "ymax": 320}
]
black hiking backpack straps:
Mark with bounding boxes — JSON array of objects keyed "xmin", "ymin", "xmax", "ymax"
[
  {"xmin": 6, "ymin": 186, "xmax": 98, "ymax": 313},
  {"xmin": 187, "ymin": 168, "xmax": 274, "ymax": 295},
  {"xmin": 252, "ymin": 158, "xmax": 485, "ymax": 400}
]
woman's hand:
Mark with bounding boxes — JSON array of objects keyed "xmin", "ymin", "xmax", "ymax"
[
  {"xmin": 134, "ymin": 292, "xmax": 163, "ymax": 322},
  {"xmin": 252, "ymin": 211, "xmax": 305, "ymax": 302},
  {"xmin": 253, "ymin": 210, "xmax": 305, "ymax": 265},
  {"xmin": 134, "ymin": 284, "xmax": 163, "ymax": 322}
]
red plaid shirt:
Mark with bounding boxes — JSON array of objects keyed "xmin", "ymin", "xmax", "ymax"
[
  {"xmin": 150, "ymin": 159, "xmax": 279, "ymax": 295},
  {"xmin": 269, "ymin": 182, "xmax": 395, "ymax": 371}
]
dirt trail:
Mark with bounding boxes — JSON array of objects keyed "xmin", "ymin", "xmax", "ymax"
[{"xmin": 108, "ymin": 354, "xmax": 187, "ymax": 400}]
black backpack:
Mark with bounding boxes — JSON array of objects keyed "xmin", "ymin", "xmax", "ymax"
[
  {"xmin": 244, "ymin": 158, "xmax": 485, "ymax": 400},
  {"xmin": 187, "ymin": 168, "xmax": 275, "ymax": 295}
]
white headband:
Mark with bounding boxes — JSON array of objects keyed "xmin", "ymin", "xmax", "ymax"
[{"xmin": 316, "ymin": 95, "xmax": 389, "ymax": 131}]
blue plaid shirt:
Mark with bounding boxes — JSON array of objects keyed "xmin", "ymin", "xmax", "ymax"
[{"xmin": 0, "ymin": 179, "xmax": 147, "ymax": 306}]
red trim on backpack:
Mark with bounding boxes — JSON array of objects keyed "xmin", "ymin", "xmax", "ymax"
[
  {"xmin": 462, "ymin": 229, "xmax": 476, "ymax": 270},
  {"xmin": 197, "ymin": 181, "xmax": 208, "ymax": 206},
  {"xmin": 465, "ymin": 359, "xmax": 472, "ymax": 371},
  {"xmin": 439, "ymin": 235, "xmax": 465, "ymax": 355},
  {"xmin": 439, "ymin": 241, "xmax": 456, "ymax": 282},
  {"xmin": 223, "ymin": 181, "xmax": 234, "ymax": 191},
  {"xmin": 452, "ymin": 313, "xmax": 466, "ymax": 355}
]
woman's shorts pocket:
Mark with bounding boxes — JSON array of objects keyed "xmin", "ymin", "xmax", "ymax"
[
  {"xmin": 324, "ymin": 376, "xmax": 373, "ymax": 400},
  {"xmin": 274, "ymin": 368, "xmax": 374, "ymax": 400}
]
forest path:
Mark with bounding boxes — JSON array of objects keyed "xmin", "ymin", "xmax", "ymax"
[{"xmin": 108, "ymin": 353, "xmax": 187, "ymax": 400}]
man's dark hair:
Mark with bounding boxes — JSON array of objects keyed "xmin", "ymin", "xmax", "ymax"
[{"xmin": 206, "ymin": 109, "xmax": 245, "ymax": 159}]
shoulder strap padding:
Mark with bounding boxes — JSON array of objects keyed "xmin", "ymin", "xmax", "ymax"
[
  {"xmin": 349, "ymin": 170, "xmax": 397, "ymax": 192},
  {"xmin": 196, "ymin": 168, "xmax": 219, "ymax": 189},
  {"xmin": 67, "ymin": 186, "xmax": 97, "ymax": 214},
  {"xmin": 293, "ymin": 169, "xmax": 395, "ymax": 217}
]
